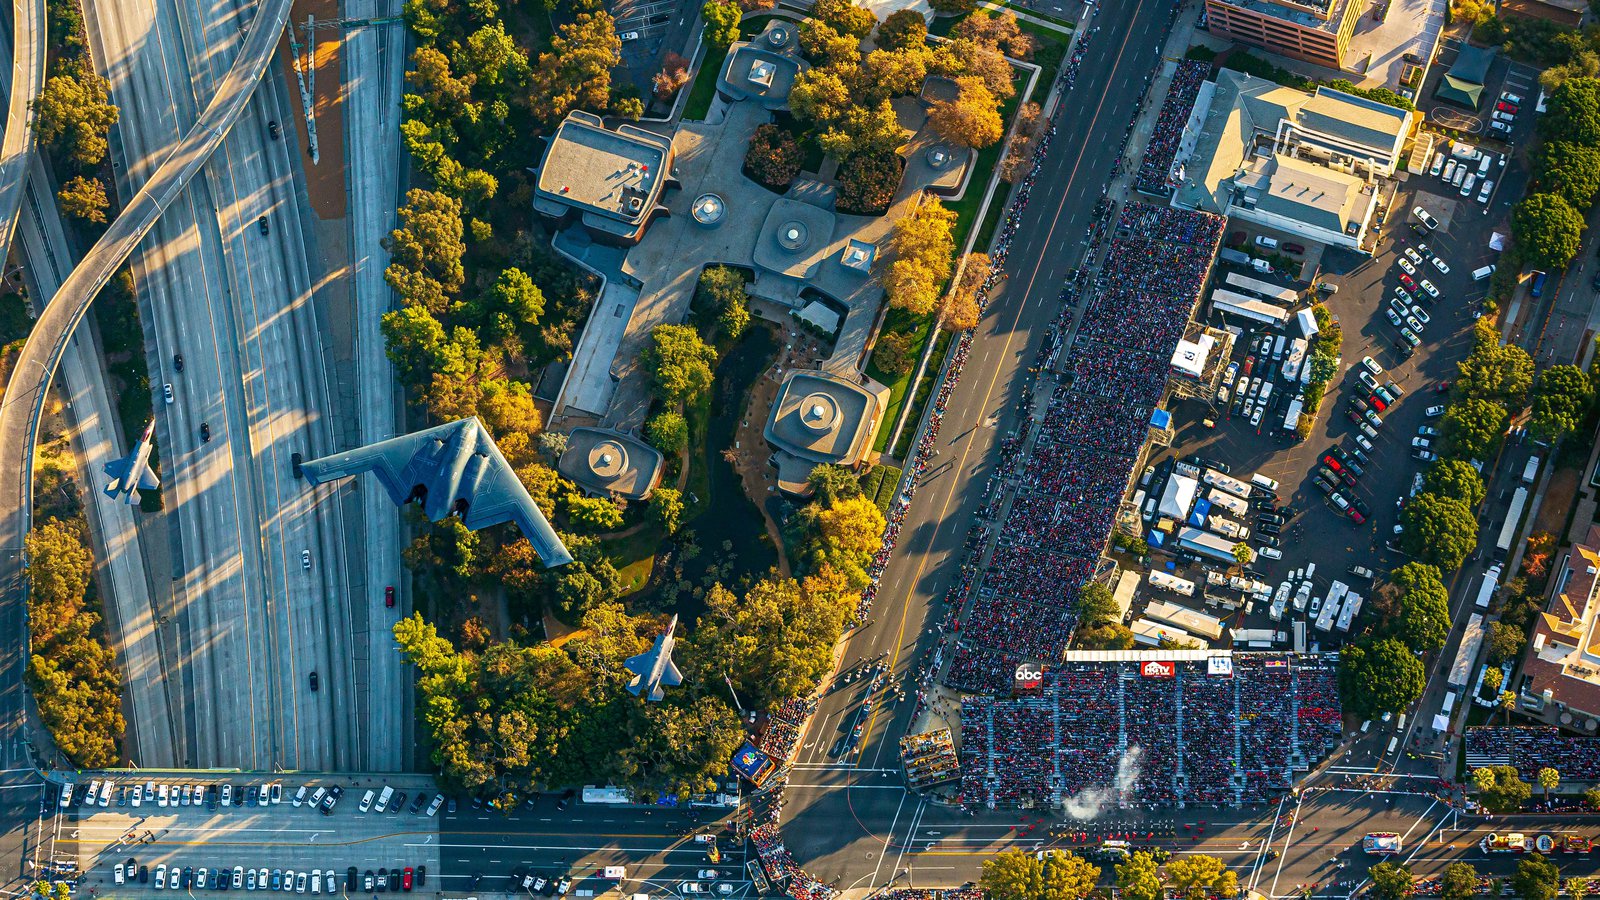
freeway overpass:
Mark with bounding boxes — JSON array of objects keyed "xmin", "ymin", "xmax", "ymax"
[{"xmin": 0, "ymin": 0, "xmax": 44, "ymax": 261}]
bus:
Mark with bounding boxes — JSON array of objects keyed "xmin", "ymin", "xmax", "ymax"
[{"xmin": 1496, "ymin": 488, "xmax": 1528, "ymax": 555}]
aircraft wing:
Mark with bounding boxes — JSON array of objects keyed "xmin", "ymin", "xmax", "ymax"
[
  {"xmin": 299, "ymin": 433, "xmax": 431, "ymax": 507},
  {"xmin": 660, "ymin": 657, "xmax": 683, "ymax": 688},
  {"xmin": 103, "ymin": 456, "xmax": 130, "ymax": 481},
  {"xmin": 623, "ymin": 650, "xmax": 652, "ymax": 678},
  {"xmin": 137, "ymin": 469, "xmax": 160, "ymax": 491},
  {"xmin": 459, "ymin": 442, "xmax": 574, "ymax": 567}
]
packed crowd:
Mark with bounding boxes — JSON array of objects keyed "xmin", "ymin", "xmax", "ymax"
[
  {"xmin": 1134, "ymin": 60, "xmax": 1211, "ymax": 196},
  {"xmin": 942, "ymin": 203, "xmax": 1223, "ymax": 694},
  {"xmin": 957, "ymin": 655, "xmax": 1342, "ymax": 809},
  {"xmin": 752, "ymin": 816, "xmax": 839, "ymax": 900},
  {"xmin": 1465, "ymin": 727, "xmax": 1600, "ymax": 782},
  {"xmin": 878, "ymin": 891, "xmax": 982, "ymax": 900},
  {"xmin": 759, "ymin": 696, "xmax": 816, "ymax": 764}
]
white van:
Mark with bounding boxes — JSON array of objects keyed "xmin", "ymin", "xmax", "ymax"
[
  {"xmin": 308, "ymin": 787, "xmax": 327, "ymax": 809},
  {"xmin": 293, "ymin": 785, "xmax": 308, "ymax": 807},
  {"xmin": 1473, "ymin": 264, "xmax": 1496, "ymax": 281},
  {"xmin": 1255, "ymin": 235, "xmax": 1279, "ymax": 250},
  {"xmin": 1478, "ymin": 154, "xmax": 1493, "ymax": 175},
  {"xmin": 359, "ymin": 790, "xmax": 376, "ymax": 813},
  {"xmin": 375, "ymin": 785, "xmax": 394, "ymax": 813},
  {"xmin": 1250, "ymin": 473, "xmax": 1280, "ymax": 493}
]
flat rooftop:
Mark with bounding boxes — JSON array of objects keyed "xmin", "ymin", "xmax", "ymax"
[
  {"xmin": 536, "ymin": 113, "xmax": 669, "ymax": 225},
  {"xmin": 1215, "ymin": 0, "xmax": 1346, "ymax": 30}
]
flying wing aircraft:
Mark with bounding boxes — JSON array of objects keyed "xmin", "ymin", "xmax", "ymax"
[
  {"xmin": 299, "ymin": 417, "xmax": 572, "ymax": 567},
  {"xmin": 103, "ymin": 419, "xmax": 160, "ymax": 506},
  {"xmin": 624, "ymin": 614, "xmax": 683, "ymax": 701}
]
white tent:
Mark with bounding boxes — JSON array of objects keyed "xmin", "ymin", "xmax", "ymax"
[{"xmin": 1158, "ymin": 475, "xmax": 1198, "ymax": 519}]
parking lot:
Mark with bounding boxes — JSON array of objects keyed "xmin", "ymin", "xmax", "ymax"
[
  {"xmin": 57, "ymin": 775, "xmax": 442, "ymax": 895},
  {"xmin": 1142, "ymin": 134, "xmax": 1528, "ymax": 652}
]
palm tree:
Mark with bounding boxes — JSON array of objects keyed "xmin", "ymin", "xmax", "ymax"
[
  {"xmin": 1483, "ymin": 668, "xmax": 1504, "ymax": 694},
  {"xmin": 1499, "ymin": 690, "xmax": 1517, "ymax": 725},
  {"xmin": 1565, "ymin": 877, "xmax": 1588, "ymax": 900},
  {"xmin": 1539, "ymin": 767, "xmax": 1560, "ymax": 799}
]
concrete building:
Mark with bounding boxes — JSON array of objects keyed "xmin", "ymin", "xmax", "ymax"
[
  {"xmin": 1204, "ymin": 0, "xmax": 1365, "ymax": 69},
  {"xmin": 1498, "ymin": 0, "xmax": 1585, "ymax": 27},
  {"xmin": 533, "ymin": 111, "xmax": 676, "ymax": 246},
  {"xmin": 764, "ymin": 370, "xmax": 887, "ymax": 495},
  {"xmin": 1170, "ymin": 69, "xmax": 1412, "ymax": 252},
  {"xmin": 558, "ymin": 427, "xmax": 665, "ymax": 500},
  {"xmin": 718, "ymin": 21, "xmax": 809, "ymax": 109},
  {"xmin": 1520, "ymin": 525, "xmax": 1600, "ymax": 731}
]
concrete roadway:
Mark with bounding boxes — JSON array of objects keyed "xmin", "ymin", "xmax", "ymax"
[
  {"xmin": 84, "ymin": 0, "xmax": 360, "ymax": 771},
  {"xmin": 781, "ymin": 0, "xmax": 1174, "ymax": 887},
  {"xmin": 0, "ymin": 0, "xmax": 45, "ymax": 257}
]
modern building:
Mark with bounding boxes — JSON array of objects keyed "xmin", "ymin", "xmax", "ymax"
[
  {"xmin": 557, "ymin": 427, "xmax": 665, "ymax": 500},
  {"xmin": 1520, "ymin": 525, "xmax": 1600, "ymax": 730},
  {"xmin": 764, "ymin": 370, "xmax": 887, "ymax": 495},
  {"xmin": 1434, "ymin": 44, "xmax": 1496, "ymax": 109},
  {"xmin": 1203, "ymin": 0, "xmax": 1365, "ymax": 70},
  {"xmin": 718, "ymin": 21, "xmax": 809, "ymax": 109},
  {"xmin": 1171, "ymin": 69, "xmax": 1412, "ymax": 252},
  {"xmin": 533, "ymin": 111, "xmax": 676, "ymax": 246}
]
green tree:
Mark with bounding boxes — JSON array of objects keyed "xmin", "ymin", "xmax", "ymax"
[
  {"xmin": 1472, "ymin": 765, "xmax": 1532, "ymax": 813},
  {"xmin": 1115, "ymin": 852, "xmax": 1163, "ymax": 900},
  {"xmin": 1512, "ymin": 853, "xmax": 1561, "ymax": 900},
  {"xmin": 624, "ymin": 695, "xmax": 745, "ymax": 800},
  {"xmin": 646, "ymin": 410, "xmax": 689, "ymax": 454},
  {"xmin": 1539, "ymin": 766, "xmax": 1561, "ymax": 797},
  {"xmin": 1440, "ymin": 863, "xmax": 1481, "ymax": 900},
  {"xmin": 1586, "ymin": 786, "xmax": 1600, "ymax": 810},
  {"xmin": 1459, "ymin": 320, "xmax": 1535, "ymax": 406},
  {"xmin": 1541, "ymin": 76, "xmax": 1600, "ymax": 145},
  {"xmin": 57, "ymin": 175, "xmax": 107, "ymax": 223},
  {"xmin": 383, "ymin": 188, "xmax": 467, "ymax": 295},
  {"xmin": 1532, "ymin": 140, "xmax": 1600, "ymax": 208},
  {"xmin": 1338, "ymin": 638, "xmax": 1425, "ymax": 721},
  {"xmin": 806, "ymin": 463, "xmax": 864, "ymax": 504},
  {"xmin": 528, "ymin": 12, "xmax": 622, "ymax": 125},
  {"xmin": 1442, "ymin": 398, "xmax": 1508, "ymax": 461},
  {"xmin": 1232, "ymin": 543, "xmax": 1253, "ymax": 566},
  {"xmin": 457, "ymin": 21, "xmax": 531, "ymax": 91},
  {"xmin": 811, "ymin": 0, "xmax": 877, "ymax": 36},
  {"xmin": 566, "ymin": 495, "xmax": 624, "ymax": 532},
  {"xmin": 1077, "ymin": 581, "xmax": 1120, "ymax": 627},
  {"xmin": 1387, "ymin": 562, "xmax": 1451, "ymax": 653},
  {"xmin": 32, "ymin": 68, "xmax": 119, "ymax": 166},
  {"xmin": 1165, "ymin": 855, "xmax": 1238, "ymax": 900},
  {"xmin": 1041, "ymin": 851, "xmax": 1101, "ymax": 900},
  {"xmin": 702, "ymin": 0, "xmax": 742, "ymax": 47},
  {"xmin": 1487, "ymin": 621, "xmax": 1527, "ymax": 664},
  {"xmin": 650, "ymin": 487, "xmax": 685, "ymax": 535},
  {"xmin": 1424, "ymin": 459, "xmax": 1487, "ymax": 508},
  {"xmin": 686, "ymin": 574, "xmax": 853, "ymax": 710},
  {"xmin": 1513, "ymin": 192, "xmax": 1585, "ymax": 271},
  {"xmin": 641, "ymin": 324, "xmax": 717, "ymax": 403},
  {"xmin": 1568, "ymin": 878, "xmax": 1590, "ymax": 900},
  {"xmin": 980, "ymin": 850, "xmax": 1043, "ymax": 900},
  {"xmin": 876, "ymin": 8, "xmax": 928, "ymax": 50},
  {"xmin": 1370, "ymin": 862, "xmax": 1416, "ymax": 900},
  {"xmin": 1400, "ymin": 492, "xmax": 1479, "ymax": 571},
  {"xmin": 1528, "ymin": 364, "xmax": 1594, "ymax": 445},
  {"xmin": 482, "ymin": 267, "xmax": 546, "ymax": 330}
]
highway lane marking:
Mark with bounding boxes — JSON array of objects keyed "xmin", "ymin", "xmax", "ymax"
[{"xmin": 867, "ymin": 791, "xmax": 909, "ymax": 888}]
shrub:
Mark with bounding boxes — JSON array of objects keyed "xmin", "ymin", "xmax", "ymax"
[
  {"xmin": 836, "ymin": 151, "xmax": 903, "ymax": 215},
  {"xmin": 744, "ymin": 124, "xmax": 805, "ymax": 191}
]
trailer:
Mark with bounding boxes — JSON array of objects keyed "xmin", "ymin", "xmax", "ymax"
[
  {"xmin": 1206, "ymin": 515, "xmax": 1249, "ymax": 540},
  {"xmin": 1473, "ymin": 565, "xmax": 1502, "ymax": 610},
  {"xmin": 1200, "ymin": 469, "xmax": 1253, "ymax": 500},
  {"xmin": 1224, "ymin": 272, "xmax": 1299, "ymax": 305},
  {"xmin": 1336, "ymin": 592, "xmax": 1363, "ymax": 631},
  {"xmin": 1282, "ymin": 339, "xmax": 1307, "ymax": 381},
  {"xmin": 1147, "ymin": 571, "xmax": 1197, "ymax": 596},
  {"xmin": 1142, "ymin": 600, "xmax": 1226, "ymax": 640},
  {"xmin": 1496, "ymin": 487, "xmax": 1528, "ymax": 555},
  {"xmin": 1522, "ymin": 454, "xmax": 1541, "ymax": 486},
  {"xmin": 1207, "ymin": 489, "xmax": 1249, "ymax": 517}
]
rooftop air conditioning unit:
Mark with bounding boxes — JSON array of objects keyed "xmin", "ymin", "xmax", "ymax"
[{"xmin": 626, "ymin": 196, "xmax": 644, "ymax": 213}]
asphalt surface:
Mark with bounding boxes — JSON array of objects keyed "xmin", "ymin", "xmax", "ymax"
[
  {"xmin": 781, "ymin": 0, "xmax": 1180, "ymax": 887},
  {"xmin": 0, "ymin": 0, "xmax": 44, "ymax": 259}
]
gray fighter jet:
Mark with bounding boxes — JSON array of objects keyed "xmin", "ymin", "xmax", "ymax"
[
  {"xmin": 103, "ymin": 419, "xmax": 160, "ymax": 505},
  {"xmin": 624, "ymin": 614, "xmax": 683, "ymax": 701},
  {"xmin": 300, "ymin": 417, "xmax": 572, "ymax": 567}
]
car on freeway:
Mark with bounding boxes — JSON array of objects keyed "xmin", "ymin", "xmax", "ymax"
[
  {"xmin": 268, "ymin": 121, "xmax": 281, "ymax": 140},
  {"xmin": 386, "ymin": 585, "xmax": 396, "ymax": 607},
  {"xmin": 163, "ymin": 383, "xmax": 174, "ymax": 404},
  {"xmin": 309, "ymin": 671, "xmax": 319, "ymax": 691},
  {"xmin": 301, "ymin": 550, "xmax": 312, "ymax": 569},
  {"xmin": 257, "ymin": 215, "xmax": 269, "ymax": 235},
  {"xmin": 200, "ymin": 422, "xmax": 211, "ymax": 442}
]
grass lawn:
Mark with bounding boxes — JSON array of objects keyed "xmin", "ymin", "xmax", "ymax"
[
  {"xmin": 870, "ymin": 309, "xmax": 935, "ymax": 453},
  {"xmin": 604, "ymin": 525, "xmax": 665, "ymax": 596},
  {"xmin": 685, "ymin": 15, "xmax": 787, "ymax": 120},
  {"xmin": 979, "ymin": 0, "xmax": 1076, "ymax": 30},
  {"xmin": 893, "ymin": 331, "xmax": 952, "ymax": 458}
]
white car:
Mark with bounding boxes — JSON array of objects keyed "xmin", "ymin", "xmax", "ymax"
[
  {"xmin": 301, "ymin": 550, "xmax": 312, "ymax": 569},
  {"xmin": 1410, "ymin": 306, "xmax": 1431, "ymax": 325},
  {"xmin": 1400, "ymin": 327, "xmax": 1422, "ymax": 348},
  {"xmin": 310, "ymin": 870, "xmax": 321, "ymax": 894},
  {"xmin": 1403, "ymin": 247, "xmax": 1422, "ymax": 265},
  {"xmin": 1502, "ymin": 91, "xmax": 1524, "ymax": 105},
  {"xmin": 1358, "ymin": 369, "xmax": 1380, "ymax": 392},
  {"xmin": 1430, "ymin": 152, "xmax": 1444, "ymax": 176},
  {"xmin": 1478, "ymin": 179, "xmax": 1495, "ymax": 203},
  {"xmin": 155, "ymin": 865, "xmax": 168, "ymax": 890},
  {"xmin": 1442, "ymin": 159, "xmax": 1459, "ymax": 182},
  {"xmin": 1361, "ymin": 356, "xmax": 1383, "ymax": 376},
  {"xmin": 619, "ymin": 30, "xmax": 640, "ymax": 40},
  {"xmin": 1419, "ymin": 279, "xmax": 1440, "ymax": 298},
  {"xmin": 1355, "ymin": 433, "xmax": 1374, "ymax": 452},
  {"xmin": 157, "ymin": 784, "xmax": 169, "ymax": 807},
  {"xmin": 1386, "ymin": 308, "xmax": 1403, "ymax": 328},
  {"xmin": 234, "ymin": 867, "xmax": 245, "ymax": 889},
  {"xmin": 1397, "ymin": 257, "xmax": 1415, "ymax": 275},
  {"xmin": 163, "ymin": 383, "xmax": 174, "ymax": 404},
  {"xmin": 1413, "ymin": 437, "xmax": 1433, "ymax": 449},
  {"xmin": 1414, "ymin": 448, "xmax": 1438, "ymax": 462},
  {"xmin": 1418, "ymin": 426, "xmax": 1440, "ymax": 437},
  {"xmin": 1430, "ymin": 256, "xmax": 1449, "ymax": 274},
  {"xmin": 1259, "ymin": 546, "xmax": 1283, "ymax": 560},
  {"xmin": 1405, "ymin": 314, "xmax": 1424, "ymax": 333},
  {"xmin": 1425, "ymin": 405, "xmax": 1446, "ymax": 417}
]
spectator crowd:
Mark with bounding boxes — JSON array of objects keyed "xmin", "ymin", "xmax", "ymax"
[
  {"xmin": 1134, "ymin": 60, "xmax": 1210, "ymax": 196},
  {"xmin": 958, "ymin": 655, "xmax": 1342, "ymax": 808},
  {"xmin": 1466, "ymin": 726, "xmax": 1600, "ymax": 782}
]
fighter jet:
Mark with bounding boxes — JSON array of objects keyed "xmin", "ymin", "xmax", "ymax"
[
  {"xmin": 103, "ymin": 419, "xmax": 160, "ymax": 505},
  {"xmin": 624, "ymin": 614, "xmax": 683, "ymax": 701},
  {"xmin": 299, "ymin": 417, "xmax": 572, "ymax": 567}
]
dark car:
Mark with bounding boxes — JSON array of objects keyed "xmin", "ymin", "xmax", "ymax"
[
  {"xmin": 555, "ymin": 788, "xmax": 575, "ymax": 810},
  {"xmin": 385, "ymin": 585, "xmax": 395, "ymax": 608},
  {"xmin": 173, "ymin": 353, "xmax": 184, "ymax": 372},
  {"xmin": 409, "ymin": 793, "xmax": 428, "ymax": 814},
  {"xmin": 391, "ymin": 791, "xmax": 407, "ymax": 813},
  {"xmin": 415, "ymin": 867, "xmax": 426, "ymax": 888},
  {"xmin": 1282, "ymin": 242, "xmax": 1306, "ymax": 254},
  {"xmin": 309, "ymin": 671, "xmax": 318, "ymax": 691},
  {"xmin": 1257, "ymin": 521, "xmax": 1282, "ymax": 536},
  {"xmin": 139, "ymin": 866, "xmax": 149, "ymax": 883},
  {"xmin": 347, "ymin": 868, "xmax": 358, "ymax": 892},
  {"xmin": 291, "ymin": 451, "xmax": 303, "ymax": 478},
  {"xmin": 268, "ymin": 121, "xmax": 281, "ymax": 140},
  {"xmin": 200, "ymin": 422, "xmax": 212, "ymax": 442},
  {"xmin": 378, "ymin": 869, "xmax": 389, "ymax": 891},
  {"xmin": 257, "ymin": 215, "xmax": 270, "ymax": 235},
  {"xmin": 446, "ymin": 797, "xmax": 457, "ymax": 814},
  {"xmin": 183, "ymin": 868, "xmax": 194, "ymax": 890}
]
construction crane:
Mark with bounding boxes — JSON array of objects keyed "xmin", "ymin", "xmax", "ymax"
[{"xmin": 286, "ymin": 14, "xmax": 402, "ymax": 164}]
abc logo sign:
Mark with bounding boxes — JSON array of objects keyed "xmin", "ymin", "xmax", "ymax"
[
  {"xmin": 1013, "ymin": 662, "xmax": 1044, "ymax": 690},
  {"xmin": 1140, "ymin": 660, "xmax": 1175, "ymax": 679}
]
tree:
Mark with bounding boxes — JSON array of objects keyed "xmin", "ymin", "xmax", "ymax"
[
  {"xmin": 1539, "ymin": 766, "xmax": 1561, "ymax": 797},
  {"xmin": 876, "ymin": 9, "xmax": 927, "ymax": 50},
  {"xmin": 744, "ymin": 124, "xmax": 805, "ymax": 190},
  {"xmin": 1388, "ymin": 562, "xmax": 1450, "ymax": 654},
  {"xmin": 650, "ymin": 487, "xmax": 685, "ymax": 534},
  {"xmin": 815, "ymin": 495, "xmax": 887, "ymax": 565},
  {"xmin": 1500, "ymin": 689, "xmax": 1518, "ymax": 723},
  {"xmin": 1541, "ymin": 77, "xmax": 1600, "ymax": 145},
  {"xmin": 980, "ymin": 850, "xmax": 1043, "ymax": 900},
  {"xmin": 871, "ymin": 330, "xmax": 916, "ymax": 376},
  {"xmin": 528, "ymin": 12, "xmax": 622, "ymax": 125},
  {"xmin": 1077, "ymin": 581, "xmax": 1120, "ymax": 627},
  {"xmin": 1400, "ymin": 492, "xmax": 1478, "ymax": 571},
  {"xmin": 1512, "ymin": 854, "xmax": 1561, "ymax": 900},
  {"xmin": 641, "ymin": 324, "xmax": 717, "ymax": 403},
  {"xmin": 929, "ymin": 0, "xmax": 976, "ymax": 14},
  {"xmin": 1041, "ymin": 851, "xmax": 1101, "ymax": 900},
  {"xmin": 1165, "ymin": 855, "xmax": 1238, "ymax": 900},
  {"xmin": 942, "ymin": 252, "xmax": 989, "ymax": 331},
  {"xmin": 836, "ymin": 151, "xmax": 902, "ymax": 214},
  {"xmin": 646, "ymin": 410, "xmax": 689, "ymax": 454},
  {"xmin": 951, "ymin": 9, "xmax": 1033, "ymax": 58},
  {"xmin": 1532, "ymin": 140, "xmax": 1600, "ymax": 208},
  {"xmin": 1472, "ymin": 765, "xmax": 1531, "ymax": 813},
  {"xmin": 812, "ymin": 0, "xmax": 877, "ymax": 37},
  {"xmin": 1487, "ymin": 621, "xmax": 1527, "ymax": 665},
  {"xmin": 1513, "ymin": 192, "xmax": 1584, "ymax": 271},
  {"xmin": 817, "ymin": 99, "xmax": 907, "ymax": 158},
  {"xmin": 687, "ymin": 574, "xmax": 853, "ymax": 709},
  {"xmin": 1440, "ymin": 863, "xmax": 1481, "ymax": 900},
  {"xmin": 1337, "ymin": 638, "xmax": 1425, "ymax": 721},
  {"xmin": 1568, "ymin": 878, "xmax": 1591, "ymax": 900},
  {"xmin": 384, "ymin": 189, "xmax": 467, "ymax": 294},
  {"xmin": 1442, "ymin": 398, "xmax": 1507, "ymax": 461},
  {"xmin": 807, "ymin": 463, "xmax": 864, "ymax": 504},
  {"xmin": 1115, "ymin": 852, "xmax": 1163, "ymax": 900},
  {"xmin": 1076, "ymin": 623, "xmax": 1135, "ymax": 649},
  {"xmin": 1231, "ymin": 543, "xmax": 1253, "ymax": 566},
  {"xmin": 1586, "ymin": 786, "xmax": 1600, "ymax": 810},
  {"xmin": 57, "ymin": 175, "xmax": 108, "ymax": 223},
  {"xmin": 1459, "ymin": 320, "xmax": 1535, "ymax": 406},
  {"xmin": 1529, "ymin": 364, "xmax": 1594, "ymax": 445},
  {"xmin": 32, "ymin": 69, "xmax": 119, "ymax": 166},
  {"xmin": 1449, "ymin": 0, "xmax": 1495, "ymax": 25},
  {"xmin": 698, "ymin": 265, "xmax": 748, "ymax": 310},
  {"xmin": 653, "ymin": 51, "xmax": 692, "ymax": 100},
  {"xmin": 927, "ymin": 76, "xmax": 1003, "ymax": 149},
  {"xmin": 625, "ymin": 695, "xmax": 745, "ymax": 800},
  {"xmin": 702, "ymin": 0, "xmax": 741, "ymax": 47},
  {"xmin": 1370, "ymin": 862, "xmax": 1416, "ymax": 900},
  {"xmin": 884, "ymin": 198, "xmax": 957, "ymax": 315},
  {"xmin": 457, "ymin": 21, "xmax": 531, "ymax": 91},
  {"xmin": 566, "ymin": 495, "xmax": 624, "ymax": 532},
  {"xmin": 1424, "ymin": 459, "xmax": 1487, "ymax": 508}
]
